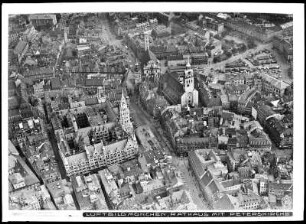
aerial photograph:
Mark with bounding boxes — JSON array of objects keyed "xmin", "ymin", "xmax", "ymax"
[{"xmin": 7, "ymin": 10, "xmax": 295, "ymax": 212}]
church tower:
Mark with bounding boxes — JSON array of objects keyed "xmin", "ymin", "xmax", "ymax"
[
  {"xmin": 144, "ymin": 31, "xmax": 150, "ymax": 51},
  {"xmin": 184, "ymin": 56, "xmax": 195, "ymax": 92},
  {"xmin": 181, "ymin": 56, "xmax": 199, "ymax": 107},
  {"xmin": 119, "ymin": 90, "xmax": 133, "ymax": 135}
]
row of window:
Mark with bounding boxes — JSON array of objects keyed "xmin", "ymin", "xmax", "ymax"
[
  {"xmin": 67, "ymin": 151, "xmax": 136, "ymax": 174},
  {"xmin": 243, "ymin": 203, "xmax": 260, "ymax": 209},
  {"xmin": 249, "ymin": 140, "xmax": 270, "ymax": 146}
]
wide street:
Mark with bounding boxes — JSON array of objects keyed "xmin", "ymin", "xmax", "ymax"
[
  {"xmin": 130, "ymin": 98, "xmax": 170, "ymax": 152},
  {"xmin": 173, "ymin": 156, "xmax": 211, "ymax": 209},
  {"xmin": 99, "ymin": 16, "xmax": 137, "ymax": 67},
  {"xmin": 129, "ymin": 97, "xmax": 210, "ymax": 209},
  {"xmin": 47, "ymin": 127, "xmax": 68, "ymax": 180},
  {"xmin": 99, "ymin": 16, "xmax": 122, "ymax": 47}
]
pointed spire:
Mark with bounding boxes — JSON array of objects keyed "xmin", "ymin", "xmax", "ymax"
[
  {"xmin": 186, "ymin": 55, "xmax": 191, "ymax": 68},
  {"xmin": 121, "ymin": 89, "xmax": 126, "ymax": 106}
]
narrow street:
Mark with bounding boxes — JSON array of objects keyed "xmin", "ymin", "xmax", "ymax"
[{"xmin": 47, "ymin": 128, "xmax": 67, "ymax": 180}]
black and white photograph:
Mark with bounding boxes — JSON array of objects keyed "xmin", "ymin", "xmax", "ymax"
[{"xmin": 2, "ymin": 2, "xmax": 304, "ymax": 222}]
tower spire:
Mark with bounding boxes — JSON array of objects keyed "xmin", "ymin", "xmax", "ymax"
[
  {"xmin": 186, "ymin": 55, "xmax": 191, "ymax": 68},
  {"xmin": 119, "ymin": 88, "xmax": 133, "ymax": 135},
  {"xmin": 121, "ymin": 89, "xmax": 127, "ymax": 106},
  {"xmin": 144, "ymin": 31, "xmax": 150, "ymax": 51}
]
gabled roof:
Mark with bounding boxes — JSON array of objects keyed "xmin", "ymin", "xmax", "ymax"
[
  {"xmin": 222, "ymin": 111, "xmax": 234, "ymax": 121},
  {"xmin": 200, "ymin": 170, "xmax": 214, "ymax": 187},
  {"xmin": 85, "ymin": 78, "xmax": 104, "ymax": 86},
  {"xmin": 228, "ymin": 94, "xmax": 238, "ymax": 102},
  {"xmin": 14, "ymin": 40, "xmax": 28, "ymax": 55},
  {"xmin": 67, "ymin": 152, "xmax": 87, "ymax": 165},
  {"xmin": 214, "ymin": 194, "xmax": 240, "ymax": 210},
  {"xmin": 207, "ymin": 96, "xmax": 222, "ymax": 107},
  {"xmin": 29, "ymin": 14, "xmax": 56, "ymax": 21},
  {"xmin": 269, "ymin": 182, "xmax": 292, "ymax": 191},
  {"xmin": 208, "ymin": 179, "xmax": 224, "ymax": 194},
  {"xmin": 104, "ymin": 139, "xmax": 128, "ymax": 155},
  {"xmin": 85, "ymin": 97, "xmax": 98, "ymax": 106},
  {"xmin": 228, "ymin": 137, "xmax": 237, "ymax": 145},
  {"xmin": 188, "ymin": 151, "xmax": 205, "ymax": 179}
]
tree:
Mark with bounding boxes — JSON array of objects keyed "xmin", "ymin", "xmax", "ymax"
[
  {"xmin": 232, "ymin": 47, "xmax": 238, "ymax": 55},
  {"xmin": 213, "ymin": 56, "xmax": 220, "ymax": 64},
  {"xmin": 247, "ymin": 37, "xmax": 256, "ymax": 49},
  {"xmin": 239, "ymin": 44, "xmax": 247, "ymax": 52},
  {"xmin": 29, "ymin": 96, "xmax": 39, "ymax": 107},
  {"xmin": 151, "ymin": 29, "xmax": 157, "ymax": 39},
  {"xmin": 225, "ymin": 51, "xmax": 232, "ymax": 58}
]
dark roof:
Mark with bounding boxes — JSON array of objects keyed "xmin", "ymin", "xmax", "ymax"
[
  {"xmin": 153, "ymin": 149, "xmax": 164, "ymax": 160},
  {"xmin": 237, "ymin": 129, "xmax": 248, "ymax": 135},
  {"xmin": 29, "ymin": 14, "xmax": 56, "ymax": 20},
  {"xmin": 190, "ymin": 107, "xmax": 204, "ymax": 117},
  {"xmin": 207, "ymin": 96, "xmax": 222, "ymax": 107},
  {"xmin": 49, "ymin": 28, "xmax": 63, "ymax": 38},
  {"xmin": 133, "ymin": 182, "xmax": 143, "ymax": 194},
  {"xmin": 200, "ymin": 170, "xmax": 214, "ymax": 188},
  {"xmin": 43, "ymin": 82, "xmax": 51, "ymax": 91},
  {"xmin": 225, "ymin": 128, "xmax": 236, "ymax": 136},
  {"xmin": 151, "ymin": 45, "xmax": 166, "ymax": 53},
  {"xmin": 20, "ymin": 108, "xmax": 34, "ymax": 119},
  {"xmin": 208, "ymin": 179, "xmax": 221, "ymax": 194},
  {"xmin": 228, "ymin": 94, "xmax": 238, "ymax": 102},
  {"xmin": 164, "ymin": 72, "xmax": 184, "ymax": 92},
  {"xmin": 267, "ymin": 117, "xmax": 286, "ymax": 134},
  {"xmin": 24, "ymin": 67, "xmax": 53, "ymax": 78},
  {"xmin": 85, "ymin": 97, "xmax": 98, "ymax": 106},
  {"xmin": 143, "ymin": 150, "xmax": 156, "ymax": 165},
  {"xmin": 214, "ymin": 194, "xmax": 237, "ymax": 210},
  {"xmin": 85, "ymin": 78, "xmax": 104, "ymax": 87},
  {"xmin": 188, "ymin": 151, "xmax": 205, "ymax": 179},
  {"xmin": 167, "ymin": 55, "xmax": 184, "ymax": 61},
  {"xmin": 120, "ymin": 183, "xmax": 131, "ymax": 196},
  {"xmin": 221, "ymin": 179, "xmax": 241, "ymax": 188},
  {"xmin": 236, "ymin": 134, "xmax": 248, "ymax": 146},
  {"xmin": 8, "ymin": 80, "xmax": 16, "ymax": 90},
  {"xmin": 8, "ymin": 97, "xmax": 20, "ymax": 110},
  {"xmin": 282, "ymin": 114, "xmax": 293, "ymax": 124},
  {"xmin": 269, "ymin": 182, "xmax": 292, "ymax": 191},
  {"xmin": 50, "ymin": 77, "xmax": 61, "ymax": 90},
  {"xmin": 257, "ymin": 104, "xmax": 276, "ymax": 117},
  {"xmin": 9, "ymin": 109, "xmax": 21, "ymax": 117},
  {"xmin": 222, "ymin": 111, "xmax": 234, "ymax": 121},
  {"xmin": 228, "ymin": 137, "xmax": 237, "ymax": 145}
]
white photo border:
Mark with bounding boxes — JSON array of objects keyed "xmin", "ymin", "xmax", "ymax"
[{"xmin": 2, "ymin": 2, "xmax": 304, "ymax": 222}]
